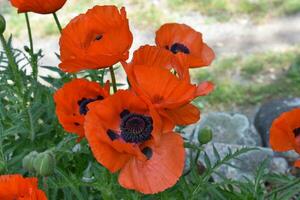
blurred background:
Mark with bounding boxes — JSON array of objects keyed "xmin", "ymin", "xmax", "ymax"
[{"xmin": 1, "ymin": 0, "xmax": 300, "ymax": 119}]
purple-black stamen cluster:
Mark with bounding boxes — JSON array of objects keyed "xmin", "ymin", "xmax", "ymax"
[
  {"xmin": 120, "ymin": 109, "xmax": 153, "ymax": 143},
  {"xmin": 168, "ymin": 43, "xmax": 190, "ymax": 54},
  {"xmin": 293, "ymin": 127, "xmax": 300, "ymax": 138},
  {"xmin": 78, "ymin": 95, "xmax": 104, "ymax": 115}
]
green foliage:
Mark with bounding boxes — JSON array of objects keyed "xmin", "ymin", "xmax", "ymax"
[
  {"xmin": 167, "ymin": 0, "xmax": 300, "ymax": 22},
  {"xmin": 1, "ymin": 20, "xmax": 300, "ymax": 200},
  {"xmin": 195, "ymin": 49, "xmax": 300, "ymax": 108}
]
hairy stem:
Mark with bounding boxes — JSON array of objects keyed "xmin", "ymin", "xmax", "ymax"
[
  {"xmin": 109, "ymin": 66, "xmax": 117, "ymax": 93},
  {"xmin": 25, "ymin": 13, "xmax": 38, "ymax": 80}
]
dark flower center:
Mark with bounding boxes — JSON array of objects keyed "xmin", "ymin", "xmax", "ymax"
[
  {"xmin": 95, "ymin": 34, "xmax": 103, "ymax": 41},
  {"xmin": 78, "ymin": 96, "xmax": 104, "ymax": 115},
  {"xmin": 167, "ymin": 43, "xmax": 190, "ymax": 54},
  {"xmin": 142, "ymin": 147, "xmax": 153, "ymax": 160},
  {"xmin": 120, "ymin": 109, "xmax": 153, "ymax": 143},
  {"xmin": 293, "ymin": 127, "xmax": 300, "ymax": 138}
]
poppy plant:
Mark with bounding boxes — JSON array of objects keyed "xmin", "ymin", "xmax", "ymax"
[
  {"xmin": 0, "ymin": 174, "xmax": 47, "ymax": 199},
  {"xmin": 59, "ymin": 5, "xmax": 133, "ymax": 73},
  {"xmin": 10, "ymin": 0, "xmax": 67, "ymax": 14},
  {"xmin": 123, "ymin": 50, "xmax": 214, "ymax": 125},
  {"xmin": 270, "ymin": 108, "xmax": 300, "ymax": 167},
  {"xmin": 84, "ymin": 90, "xmax": 185, "ymax": 194},
  {"xmin": 155, "ymin": 23, "xmax": 215, "ymax": 68},
  {"xmin": 54, "ymin": 79, "xmax": 110, "ymax": 139}
]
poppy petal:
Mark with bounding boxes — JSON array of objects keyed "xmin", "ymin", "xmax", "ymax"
[
  {"xmin": 270, "ymin": 110, "xmax": 297, "ymax": 151},
  {"xmin": 126, "ymin": 64, "xmax": 196, "ymax": 109},
  {"xmin": 196, "ymin": 81, "xmax": 215, "ymax": 96},
  {"xmin": 155, "ymin": 23, "xmax": 214, "ymax": 68},
  {"xmin": 118, "ymin": 132, "xmax": 185, "ymax": 194},
  {"xmin": 10, "ymin": 0, "xmax": 66, "ymax": 14},
  {"xmin": 54, "ymin": 79, "xmax": 109, "ymax": 138},
  {"xmin": 164, "ymin": 103, "xmax": 200, "ymax": 125},
  {"xmin": 294, "ymin": 160, "xmax": 300, "ymax": 168},
  {"xmin": 59, "ymin": 6, "xmax": 133, "ymax": 72}
]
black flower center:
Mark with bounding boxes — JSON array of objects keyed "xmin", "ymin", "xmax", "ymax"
[
  {"xmin": 95, "ymin": 34, "xmax": 103, "ymax": 41},
  {"xmin": 167, "ymin": 43, "xmax": 190, "ymax": 54},
  {"xmin": 293, "ymin": 127, "xmax": 300, "ymax": 138},
  {"xmin": 120, "ymin": 109, "xmax": 153, "ymax": 143},
  {"xmin": 78, "ymin": 96, "xmax": 104, "ymax": 115}
]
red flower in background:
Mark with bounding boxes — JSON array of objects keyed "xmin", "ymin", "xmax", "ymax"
[
  {"xmin": 270, "ymin": 108, "xmax": 300, "ymax": 167},
  {"xmin": 123, "ymin": 46, "xmax": 214, "ymax": 126},
  {"xmin": 59, "ymin": 5, "xmax": 133, "ymax": 73},
  {"xmin": 0, "ymin": 174, "xmax": 47, "ymax": 200},
  {"xmin": 54, "ymin": 79, "xmax": 110, "ymax": 139},
  {"xmin": 155, "ymin": 23, "xmax": 215, "ymax": 68},
  {"xmin": 10, "ymin": 0, "xmax": 67, "ymax": 14},
  {"xmin": 84, "ymin": 90, "xmax": 185, "ymax": 194}
]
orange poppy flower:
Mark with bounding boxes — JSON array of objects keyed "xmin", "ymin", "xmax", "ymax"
[
  {"xmin": 84, "ymin": 90, "xmax": 185, "ymax": 194},
  {"xmin": 54, "ymin": 79, "xmax": 110, "ymax": 139},
  {"xmin": 59, "ymin": 5, "xmax": 133, "ymax": 73},
  {"xmin": 123, "ymin": 53, "xmax": 214, "ymax": 125},
  {"xmin": 10, "ymin": 0, "xmax": 66, "ymax": 14},
  {"xmin": 155, "ymin": 23, "xmax": 215, "ymax": 68},
  {"xmin": 131, "ymin": 45, "xmax": 190, "ymax": 82},
  {"xmin": 270, "ymin": 108, "xmax": 300, "ymax": 167},
  {"xmin": 0, "ymin": 174, "xmax": 47, "ymax": 200}
]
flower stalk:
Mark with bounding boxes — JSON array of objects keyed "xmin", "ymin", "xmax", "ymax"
[
  {"xmin": 25, "ymin": 13, "xmax": 38, "ymax": 80},
  {"xmin": 53, "ymin": 12, "xmax": 62, "ymax": 33},
  {"xmin": 109, "ymin": 66, "xmax": 117, "ymax": 93}
]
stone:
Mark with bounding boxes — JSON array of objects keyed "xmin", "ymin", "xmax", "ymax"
[
  {"xmin": 187, "ymin": 142, "xmax": 288, "ymax": 182},
  {"xmin": 184, "ymin": 112, "xmax": 261, "ymax": 146},
  {"xmin": 254, "ymin": 98, "xmax": 300, "ymax": 147}
]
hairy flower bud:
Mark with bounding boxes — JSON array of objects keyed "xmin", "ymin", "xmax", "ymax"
[
  {"xmin": 33, "ymin": 151, "xmax": 56, "ymax": 176},
  {"xmin": 22, "ymin": 151, "xmax": 38, "ymax": 173},
  {"xmin": 198, "ymin": 127, "xmax": 213, "ymax": 144},
  {"xmin": 0, "ymin": 15, "xmax": 6, "ymax": 34}
]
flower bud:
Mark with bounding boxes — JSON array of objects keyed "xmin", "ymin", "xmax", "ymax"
[
  {"xmin": 24, "ymin": 46, "xmax": 30, "ymax": 52},
  {"xmin": 0, "ymin": 15, "xmax": 6, "ymax": 34},
  {"xmin": 22, "ymin": 151, "xmax": 38, "ymax": 173},
  {"xmin": 33, "ymin": 151, "xmax": 56, "ymax": 176},
  {"xmin": 198, "ymin": 127, "xmax": 213, "ymax": 144}
]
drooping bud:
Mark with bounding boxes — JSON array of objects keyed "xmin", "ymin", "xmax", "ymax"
[
  {"xmin": 198, "ymin": 127, "xmax": 213, "ymax": 145},
  {"xmin": 0, "ymin": 15, "xmax": 6, "ymax": 34},
  {"xmin": 22, "ymin": 151, "xmax": 38, "ymax": 173},
  {"xmin": 33, "ymin": 151, "xmax": 56, "ymax": 176}
]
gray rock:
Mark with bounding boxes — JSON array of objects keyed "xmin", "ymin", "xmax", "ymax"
[
  {"xmin": 201, "ymin": 143, "xmax": 273, "ymax": 181},
  {"xmin": 189, "ymin": 143, "xmax": 288, "ymax": 182},
  {"xmin": 254, "ymin": 98, "xmax": 300, "ymax": 147},
  {"xmin": 270, "ymin": 157, "xmax": 289, "ymax": 174},
  {"xmin": 184, "ymin": 112, "xmax": 261, "ymax": 146}
]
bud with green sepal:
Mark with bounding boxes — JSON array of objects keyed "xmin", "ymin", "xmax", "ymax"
[
  {"xmin": 33, "ymin": 151, "xmax": 56, "ymax": 176},
  {"xmin": 198, "ymin": 127, "xmax": 213, "ymax": 145},
  {"xmin": 0, "ymin": 14, "xmax": 5, "ymax": 34},
  {"xmin": 23, "ymin": 151, "xmax": 38, "ymax": 173}
]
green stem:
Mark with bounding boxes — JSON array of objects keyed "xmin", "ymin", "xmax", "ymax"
[
  {"xmin": 0, "ymin": 34, "xmax": 23, "ymax": 96},
  {"xmin": 265, "ymin": 178, "xmax": 300, "ymax": 199},
  {"xmin": 109, "ymin": 66, "xmax": 117, "ymax": 93},
  {"xmin": 52, "ymin": 12, "xmax": 62, "ymax": 33},
  {"xmin": 25, "ymin": 13, "xmax": 38, "ymax": 80},
  {"xmin": 25, "ymin": 13, "xmax": 33, "ymax": 52}
]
